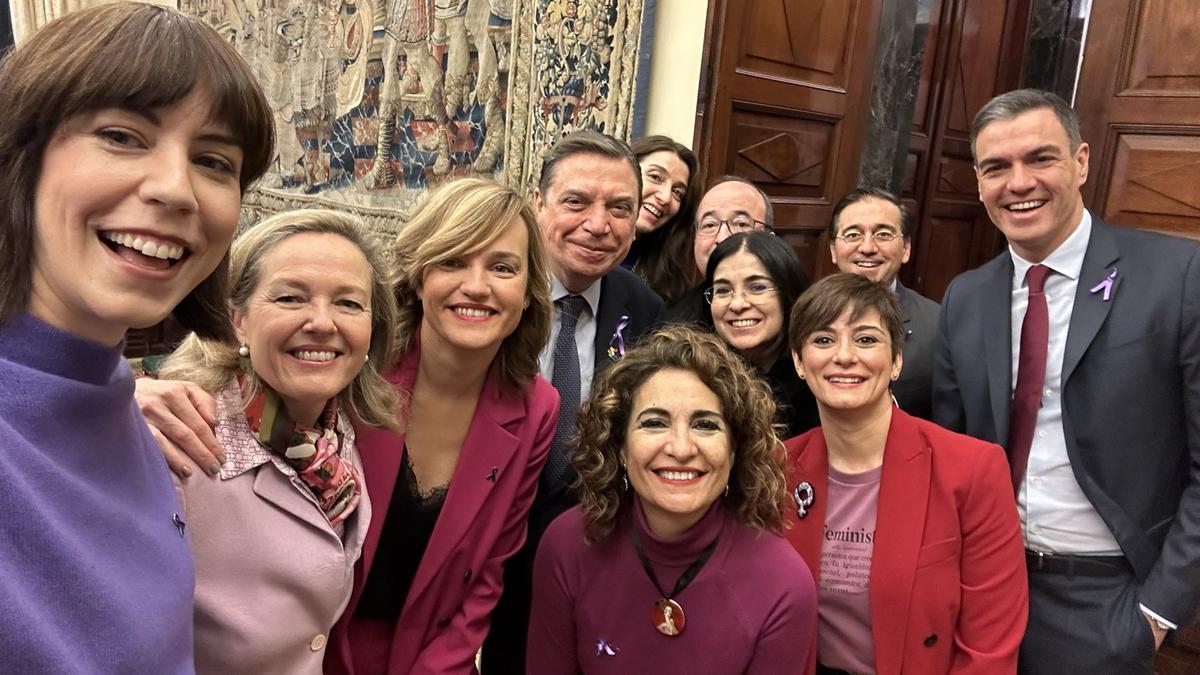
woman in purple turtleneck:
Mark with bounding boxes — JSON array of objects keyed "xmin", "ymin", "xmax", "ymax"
[
  {"xmin": 0, "ymin": 4, "xmax": 274, "ymax": 672},
  {"xmin": 527, "ymin": 326, "xmax": 818, "ymax": 674}
]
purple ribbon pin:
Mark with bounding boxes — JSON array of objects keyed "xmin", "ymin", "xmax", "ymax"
[
  {"xmin": 607, "ymin": 315, "xmax": 630, "ymax": 361},
  {"xmin": 1089, "ymin": 267, "xmax": 1118, "ymax": 302},
  {"xmin": 595, "ymin": 639, "xmax": 619, "ymax": 656}
]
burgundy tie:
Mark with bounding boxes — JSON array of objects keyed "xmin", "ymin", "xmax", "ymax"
[{"xmin": 1007, "ymin": 264, "xmax": 1051, "ymax": 493}]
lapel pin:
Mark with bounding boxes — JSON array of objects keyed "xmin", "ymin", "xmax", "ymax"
[
  {"xmin": 486, "ymin": 467, "xmax": 498, "ymax": 482},
  {"xmin": 607, "ymin": 315, "xmax": 630, "ymax": 362},
  {"xmin": 793, "ymin": 482, "xmax": 814, "ymax": 519},
  {"xmin": 1089, "ymin": 267, "xmax": 1118, "ymax": 302},
  {"xmin": 172, "ymin": 513, "xmax": 186, "ymax": 538},
  {"xmin": 595, "ymin": 639, "xmax": 619, "ymax": 656}
]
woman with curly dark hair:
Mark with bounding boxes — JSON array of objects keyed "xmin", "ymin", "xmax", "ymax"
[
  {"xmin": 622, "ymin": 135, "xmax": 703, "ymax": 303},
  {"xmin": 527, "ymin": 325, "xmax": 817, "ymax": 674}
]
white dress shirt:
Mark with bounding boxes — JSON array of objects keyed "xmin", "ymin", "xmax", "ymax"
[
  {"xmin": 1009, "ymin": 210, "xmax": 1122, "ymax": 556},
  {"xmin": 538, "ymin": 276, "xmax": 601, "ymax": 403}
]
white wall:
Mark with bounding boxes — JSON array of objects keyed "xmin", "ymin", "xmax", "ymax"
[{"xmin": 642, "ymin": 0, "xmax": 709, "ymax": 148}]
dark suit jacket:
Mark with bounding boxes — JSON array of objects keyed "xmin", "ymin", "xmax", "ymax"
[
  {"xmin": 482, "ymin": 266, "xmax": 663, "ymax": 673},
  {"xmin": 893, "ymin": 281, "xmax": 940, "ymax": 421},
  {"xmin": 786, "ymin": 410, "xmax": 1027, "ymax": 674},
  {"xmin": 932, "ymin": 216, "xmax": 1200, "ymax": 624},
  {"xmin": 325, "ymin": 336, "xmax": 559, "ymax": 675}
]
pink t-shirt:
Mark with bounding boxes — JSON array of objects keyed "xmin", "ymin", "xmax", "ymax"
[{"xmin": 818, "ymin": 464, "xmax": 882, "ymax": 673}]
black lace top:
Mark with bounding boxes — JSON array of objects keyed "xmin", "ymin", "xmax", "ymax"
[{"xmin": 354, "ymin": 447, "xmax": 449, "ymax": 620}]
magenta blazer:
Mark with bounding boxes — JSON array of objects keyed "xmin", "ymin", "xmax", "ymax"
[{"xmin": 325, "ymin": 339, "xmax": 559, "ymax": 675}]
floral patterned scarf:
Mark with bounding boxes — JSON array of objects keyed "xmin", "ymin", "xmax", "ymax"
[{"xmin": 243, "ymin": 387, "xmax": 362, "ymax": 525}]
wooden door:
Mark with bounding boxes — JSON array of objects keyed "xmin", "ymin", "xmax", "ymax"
[
  {"xmin": 695, "ymin": 0, "xmax": 882, "ymax": 281},
  {"xmin": 1076, "ymin": 0, "xmax": 1200, "ymax": 243},
  {"xmin": 1075, "ymin": 2, "xmax": 1200, "ymax": 669},
  {"xmin": 903, "ymin": 0, "xmax": 1031, "ymax": 301}
]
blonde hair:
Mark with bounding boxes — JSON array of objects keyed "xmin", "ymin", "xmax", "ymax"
[
  {"xmin": 573, "ymin": 325, "xmax": 789, "ymax": 542},
  {"xmin": 162, "ymin": 210, "xmax": 400, "ymax": 429},
  {"xmin": 392, "ymin": 177, "xmax": 552, "ymax": 393}
]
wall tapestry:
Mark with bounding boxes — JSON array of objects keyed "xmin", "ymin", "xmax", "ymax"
[{"xmin": 174, "ymin": 0, "xmax": 649, "ymax": 232}]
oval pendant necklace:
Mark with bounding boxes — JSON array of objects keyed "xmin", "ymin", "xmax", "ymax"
[{"xmin": 631, "ymin": 527, "xmax": 718, "ymax": 637}]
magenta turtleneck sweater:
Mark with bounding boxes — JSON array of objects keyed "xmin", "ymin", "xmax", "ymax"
[{"xmin": 527, "ymin": 498, "xmax": 817, "ymax": 674}]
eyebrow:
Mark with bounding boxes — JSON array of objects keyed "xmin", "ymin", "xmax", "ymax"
[
  {"xmin": 269, "ymin": 278, "xmax": 369, "ymax": 296},
  {"xmin": 713, "ymin": 273, "xmax": 773, "ymax": 285},
  {"xmin": 700, "ymin": 208, "xmax": 752, "ymax": 219},
  {"xmin": 126, "ymin": 106, "xmax": 242, "ymax": 148},
  {"xmin": 637, "ymin": 406, "xmax": 724, "ymax": 419}
]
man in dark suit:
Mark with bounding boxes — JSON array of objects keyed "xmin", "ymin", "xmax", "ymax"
[
  {"xmin": 828, "ymin": 187, "xmax": 939, "ymax": 420},
  {"xmin": 933, "ymin": 89, "xmax": 1200, "ymax": 674},
  {"xmin": 482, "ymin": 130, "xmax": 663, "ymax": 672}
]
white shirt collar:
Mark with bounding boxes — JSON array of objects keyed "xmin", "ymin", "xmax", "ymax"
[
  {"xmin": 551, "ymin": 274, "xmax": 602, "ymax": 317},
  {"xmin": 1009, "ymin": 208, "xmax": 1092, "ymax": 289}
]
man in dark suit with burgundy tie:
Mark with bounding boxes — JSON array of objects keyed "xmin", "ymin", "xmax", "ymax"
[
  {"xmin": 933, "ymin": 89, "xmax": 1200, "ymax": 674},
  {"xmin": 482, "ymin": 130, "xmax": 662, "ymax": 673}
]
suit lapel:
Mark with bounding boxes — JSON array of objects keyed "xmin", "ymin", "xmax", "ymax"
[
  {"xmin": 250, "ymin": 462, "xmax": 339, "ymax": 537},
  {"xmin": 1064, "ymin": 220, "xmax": 1120, "ymax": 384},
  {"xmin": 402, "ymin": 367, "xmax": 524, "ymax": 615},
  {"xmin": 982, "ymin": 257, "xmax": 1015, "ymax": 444},
  {"xmin": 784, "ymin": 434, "xmax": 830, "ymax": 593},
  {"xmin": 593, "ymin": 272, "xmax": 630, "ymax": 371},
  {"xmin": 345, "ymin": 353, "xmax": 416, "ymax": 614},
  {"xmin": 870, "ymin": 411, "xmax": 931, "ymax": 673}
]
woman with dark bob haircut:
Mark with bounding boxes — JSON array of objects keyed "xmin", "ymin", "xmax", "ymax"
[
  {"xmin": 783, "ymin": 273, "xmax": 1026, "ymax": 674},
  {"xmin": 0, "ymin": 3, "xmax": 274, "ymax": 672},
  {"xmin": 701, "ymin": 230, "xmax": 819, "ymax": 438},
  {"xmin": 622, "ymin": 135, "xmax": 703, "ymax": 303},
  {"xmin": 528, "ymin": 325, "xmax": 817, "ymax": 674}
]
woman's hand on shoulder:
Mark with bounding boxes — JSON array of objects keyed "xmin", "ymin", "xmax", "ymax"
[{"xmin": 135, "ymin": 378, "xmax": 223, "ymax": 479}]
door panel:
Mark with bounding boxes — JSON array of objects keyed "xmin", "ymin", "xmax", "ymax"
[{"xmin": 697, "ymin": 0, "xmax": 882, "ymax": 283}]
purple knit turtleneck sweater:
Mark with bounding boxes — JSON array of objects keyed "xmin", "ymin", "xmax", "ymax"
[
  {"xmin": 528, "ymin": 498, "xmax": 818, "ymax": 674},
  {"xmin": 0, "ymin": 314, "xmax": 195, "ymax": 673}
]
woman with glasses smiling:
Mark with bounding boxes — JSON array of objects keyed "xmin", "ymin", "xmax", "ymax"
[{"xmin": 699, "ymin": 231, "xmax": 819, "ymax": 438}]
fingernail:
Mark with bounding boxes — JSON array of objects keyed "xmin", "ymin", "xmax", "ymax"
[
  {"xmin": 180, "ymin": 465, "xmax": 193, "ymax": 478},
  {"xmin": 209, "ymin": 463, "xmax": 221, "ymax": 476}
]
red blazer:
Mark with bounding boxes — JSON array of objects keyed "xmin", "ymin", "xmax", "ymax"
[
  {"xmin": 784, "ymin": 409, "xmax": 1027, "ymax": 675},
  {"xmin": 325, "ymin": 340, "xmax": 559, "ymax": 675}
]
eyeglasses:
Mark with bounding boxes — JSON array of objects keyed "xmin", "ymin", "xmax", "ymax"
[
  {"xmin": 695, "ymin": 216, "xmax": 772, "ymax": 239},
  {"xmin": 834, "ymin": 229, "xmax": 902, "ymax": 245},
  {"xmin": 704, "ymin": 282, "xmax": 777, "ymax": 304}
]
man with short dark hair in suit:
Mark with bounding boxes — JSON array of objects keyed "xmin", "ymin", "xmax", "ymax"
[
  {"xmin": 934, "ymin": 89, "xmax": 1200, "ymax": 674},
  {"xmin": 829, "ymin": 187, "xmax": 939, "ymax": 420},
  {"xmin": 482, "ymin": 130, "xmax": 663, "ymax": 673}
]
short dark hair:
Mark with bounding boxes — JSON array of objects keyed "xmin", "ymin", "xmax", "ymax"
[
  {"xmin": 788, "ymin": 272, "xmax": 905, "ymax": 361},
  {"xmin": 629, "ymin": 135, "xmax": 703, "ymax": 302},
  {"xmin": 0, "ymin": 2, "xmax": 276, "ymax": 339},
  {"xmin": 829, "ymin": 187, "xmax": 909, "ymax": 238},
  {"xmin": 701, "ymin": 231, "xmax": 809, "ymax": 359},
  {"xmin": 573, "ymin": 325, "xmax": 789, "ymax": 542},
  {"xmin": 970, "ymin": 89, "xmax": 1082, "ymax": 161},
  {"xmin": 704, "ymin": 175, "xmax": 775, "ymax": 227},
  {"xmin": 537, "ymin": 129, "xmax": 642, "ymax": 198}
]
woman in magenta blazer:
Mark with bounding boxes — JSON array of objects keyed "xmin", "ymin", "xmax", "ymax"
[
  {"xmin": 324, "ymin": 177, "xmax": 558, "ymax": 675},
  {"xmin": 784, "ymin": 273, "xmax": 1027, "ymax": 674}
]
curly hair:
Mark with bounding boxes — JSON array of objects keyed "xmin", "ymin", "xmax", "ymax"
[
  {"xmin": 391, "ymin": 177, "xmax": 552, "ymax": 394},
  {"xmin": 572, "ymin": 325, "xmax": 789, "ymax": 542}
]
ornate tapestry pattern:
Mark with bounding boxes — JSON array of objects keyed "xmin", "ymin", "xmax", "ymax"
[{"xmin": 173, "ymin": 0, "xmax": 645, "ymax": 231}]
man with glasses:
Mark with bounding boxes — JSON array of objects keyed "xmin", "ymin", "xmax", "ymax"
[
  {"xmin": 829, "ymin": 187, "xmax": 939, "ymax": 420},
  {"xmin": 664, "ymin": 176, "xmax": 774, "ymax": 323}
]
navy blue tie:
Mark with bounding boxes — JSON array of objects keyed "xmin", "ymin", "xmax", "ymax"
[{"xmin": 546, "ymin": 295, "xmax": 588, "ymax": 486}]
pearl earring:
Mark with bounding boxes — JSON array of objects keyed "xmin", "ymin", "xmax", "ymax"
[{"xmin": 238, "ymin": 344, "xmax": 250, "ymax": 357}]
